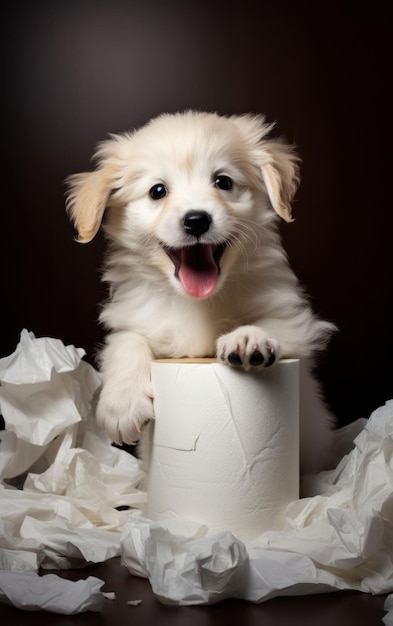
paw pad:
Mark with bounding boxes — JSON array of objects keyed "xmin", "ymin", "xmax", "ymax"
[
  {"xmin": 228, "ymin": 351, "xmax": 243, "ymax": 366},
  {"xmin": 249, "ymin": 350, "xmax": 264, "ymax": 366}
]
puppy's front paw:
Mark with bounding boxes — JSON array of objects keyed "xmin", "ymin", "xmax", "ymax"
[
  {"xmin": 96, "ymin": 382, "xmax": 154, "ymax": 445},
  {"xmin": 217, "ymin": 325, "xmax": 280, "ymax": 371}
]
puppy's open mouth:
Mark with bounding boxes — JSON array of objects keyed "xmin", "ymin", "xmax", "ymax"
[{"xmin": 163, "ymin": 243, "xmax": 227, "ymax": 298}]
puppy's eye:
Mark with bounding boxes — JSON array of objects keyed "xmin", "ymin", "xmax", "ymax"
[
  {"xmin": 214, "ymin": 175, "xmax": 233, "ymax": 191},
  {"xmin": 149, "ymin": 183, "xmax": 168, "ymax": 200}
]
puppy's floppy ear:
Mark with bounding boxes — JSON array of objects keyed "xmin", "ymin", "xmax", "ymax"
[
  {"xmin": 65, "ymin": 138, "xmax": 122, "ymax": 243},
  {"xmin": 65, "ymin": 168, "xmax": 112, "ymax": 243},
  {"xmin": 231, "ymin": 114, "xmax": 300, "ymax": 222}
]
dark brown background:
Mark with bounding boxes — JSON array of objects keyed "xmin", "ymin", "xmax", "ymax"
[{"xmin": 2, "ymin": 0, "xmax": 392, "ymax": 428}]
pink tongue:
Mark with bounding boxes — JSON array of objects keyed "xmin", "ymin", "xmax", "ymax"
[{"xmin": 178, "ymin": 245, "xmax": 218, "ymax": 298}]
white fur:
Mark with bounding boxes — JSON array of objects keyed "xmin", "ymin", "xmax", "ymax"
[{"xmin": 66, "ymin": 110, "xmax": 336, "ymax": 474}]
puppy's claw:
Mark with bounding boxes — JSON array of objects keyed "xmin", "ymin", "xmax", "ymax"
[
  {"xmin": 136, "ymin": 418, "xmax": 152, "ymax": 434},
  {"xmin": 265, "ymin": 344, "xmax": 276, "ymax": 367}
]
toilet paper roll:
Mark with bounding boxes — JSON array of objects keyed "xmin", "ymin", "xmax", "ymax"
[{"xmin": 147, "ymin": 359, "xmax": 299, "ymax": 541}]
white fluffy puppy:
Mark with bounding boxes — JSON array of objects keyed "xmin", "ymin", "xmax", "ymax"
[{"xmin": 66, "ymin": 111, "xmax": 336, "ymax": 474}]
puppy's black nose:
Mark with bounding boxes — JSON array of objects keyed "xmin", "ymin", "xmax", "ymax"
[{"xmin": 183, "ymin": 210, "xmax": 212, "ymax": 238}]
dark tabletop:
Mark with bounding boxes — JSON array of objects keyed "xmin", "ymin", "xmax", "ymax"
[{"xmin": 0, "ymin": 557, "xmax": 388, "ymax": 625}]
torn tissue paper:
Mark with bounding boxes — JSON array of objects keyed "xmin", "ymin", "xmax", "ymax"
[
  {"xmin": 0, "ymin": 330, "xmax": 146, "ymax": 613},
  {"xmin": 1, "ymin": 330, "xmax": 393, "ymax": 611}
]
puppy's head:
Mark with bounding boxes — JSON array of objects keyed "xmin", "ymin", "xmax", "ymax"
[{"xmin": 66, "ymin": 111, "xmax": 299, "ymax": 298}]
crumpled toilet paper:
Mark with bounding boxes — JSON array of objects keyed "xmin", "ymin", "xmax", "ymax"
[
  {"xmin": 120, "ymin": 398, "xmax": 393, "ymax": 604},
  {"xmin": 0, "ymin": 570, "xmax": 105, "ymax": 614},
  {"xmin": 0, "ymin": 330, "xmax": 392, "ymax": 612},
  {"xmin": 0, "ymin": 330, "xmax": 146, "ymax": 613},
  {"xmin": 384, "ymin": 593, "xmax": 393, "ymax": 625}
]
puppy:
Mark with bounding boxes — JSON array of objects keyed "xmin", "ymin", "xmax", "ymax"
[{"xmin": 66, "ymin": 110, "xmax": 336, "ymax": 474}]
